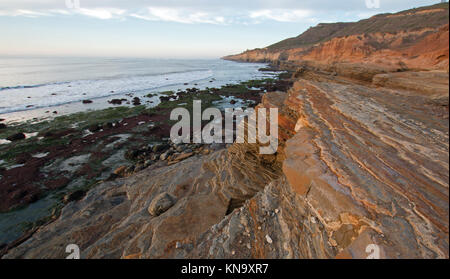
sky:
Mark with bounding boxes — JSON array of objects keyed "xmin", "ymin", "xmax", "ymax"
[{"xmin": 0, "ymin": 0, "xmax": 445, "ymax": 58}]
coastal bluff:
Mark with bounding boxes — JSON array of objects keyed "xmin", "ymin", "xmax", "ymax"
[{"xmin": 2, "ymin": 3, "xmax": 449, "ymax": 259}]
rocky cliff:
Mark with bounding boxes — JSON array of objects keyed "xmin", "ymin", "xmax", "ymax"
[
  {"xmin": 2, "ymin": 3, "xmax": 448, "ymax": 259},
  {"xmin": 225, "ymin": 3, "xmax": 449, "ymax": 80}
]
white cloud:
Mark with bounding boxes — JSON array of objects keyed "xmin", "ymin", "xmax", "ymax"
[
  {"xmin": 130, "ymin": 7, "xmax": 229, "ymax": 24},
  {"xmin": 0, "ymin": 7, "xmax": 127, "ymax": 20},
  {"xmin": 5, "ymin": 9, "xmax": 50, "ymax": 17},
  {"xmin": 0, "ymin": 6, "xmax": 314, "ymax": 24},
  {"xmin": 76, "ymin": 8, "xmax": 126, "ymax": 20},
  {"xmin": 249, "ymin": 9, "xmax": 311, "ymax": 22},
  {"xmin": 0, "ymin": 0, "xmax": 432, "ymax": 24}
]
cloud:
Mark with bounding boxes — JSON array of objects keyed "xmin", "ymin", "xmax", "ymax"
[
  {"xmin": 0, "ymin": 0, "xmax": 440, "ymax": 24},
  {"xmin": 249, "ymin": 9, "xmax": 311, "ymax": 22},
  {"xmin": 130, "ymin": 7, "xmax": 228, "ymax": 24},
  {"xmin": 2, "ymin": 9, "xmax": 50, "ymax": 17},
  {"xmin": 0, "ymin": 6, "xmax": 313, "ymax": 24},
  {"xmin": 76, "ymin": 8, "xmax": 126, "ymax": 20},
  {"xmin": 0, "ymin": 7, "xmax": 127, "ymax": 20}
]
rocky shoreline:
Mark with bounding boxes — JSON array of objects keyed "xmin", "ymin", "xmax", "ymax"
[
  {"xmin": 1, "ymin": 3, "xmax": 448, "ymax": 259},
  {"xmin": 0, "ymin": 72, "xmax": 292, "ymax": 253}
]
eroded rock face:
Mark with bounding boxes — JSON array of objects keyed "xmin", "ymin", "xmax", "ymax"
[
  {"xmin": 3, "ymin": 71, "xmax": 448, "ymax": 258},
  {"xmin": 225, "ymin": 5, "xmax": 449, "ymax": 81},
  {"xmin": 2, "ymin": 142, "xmax": 281, "ymax": 259},
  {"xmin": 281, "ymin": 78, "xmax": 449, "ymax": 258}
]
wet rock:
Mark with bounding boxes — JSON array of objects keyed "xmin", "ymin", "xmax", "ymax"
[
  {"xmin": 159, "ymin": 96, "xmax": 171, "ymax": 102},
  {"xmin": 82, "ymin": 100, "xmax": 93, "ymax": 104},
  {"xmin": 109, "ymin": 99, "xmax": 127, "ymax": 105},
  {"xmin": 63, "ymin": 190, "xmax": 86, "ymax": 203},
  {"xmin": 106, "ymin": 173, "xmax": 120, "ymax": 181},
  {"xmin": 0, "ymin": 123, "xmax": 6, "ymax": 129},
  {"xmin": 230, "ymin": 100, "xmax": 237, "ymax": 105},
  {"xmin": 152, "ymin": 143, "xmax": 170, "ymax": 153},
  {"xmin": 125, "ymin": 149, "xmax": 141, "ymax": 161},
  {"xmin": 132, "ymin": 97, "xmax": 141, "ymax": 106},
  {"xmin": 148, "ymin": 192, "xmax": 176, "ymax": 217},
  {"xmin": 125, "ymin": 165, "xmax": 135, "ymax": 173},
  {"xmin": 7, "ymin": 133, "xmax": 25, "ymax": 141},
  {"xmin": 103, "ymin": 122, "xmax": 114, "ymax": 129},
  {"xmin": 88, "ymin": 124, "xmax": 101, "ymax": 133},
  {"xmin": 134, "ymin": 164, "xmax": 145, "ymax": 172}
]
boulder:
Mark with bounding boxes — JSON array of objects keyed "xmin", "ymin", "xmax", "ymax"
[{"xmin": 148, "ymin": 192, "xmax": 176, "ymax": 217}]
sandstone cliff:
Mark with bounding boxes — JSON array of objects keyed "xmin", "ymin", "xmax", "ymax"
[{"xmin": 225, "ymin": 3, "xmax": 449, "ymax": 80}]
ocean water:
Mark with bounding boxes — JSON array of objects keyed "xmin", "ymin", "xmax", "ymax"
[{"xmin": 0, "ymin": 57, "xmax": 276, "ymax": 123}]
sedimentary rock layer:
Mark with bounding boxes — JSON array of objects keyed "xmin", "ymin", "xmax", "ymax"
[
  {"xmin": 224, "ymin": 4, "xmax": 449, "ymax": 80},
  {"xmin": 4, "ymin": 70, "xmax": 448, "ymax": 258}
]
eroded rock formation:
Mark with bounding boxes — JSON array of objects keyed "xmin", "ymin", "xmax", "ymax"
[
  {"xmin": 224, "ymin": 4, "xmax": 450, "ymax": 80},
  {"xmin": 2, "ymin": 3, "xmax": 448, "ymax": 259}
]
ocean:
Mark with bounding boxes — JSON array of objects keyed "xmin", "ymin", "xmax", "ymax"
[{"xmin": 0, "ymin": 57, "xmax": 275, "ymax": 123}]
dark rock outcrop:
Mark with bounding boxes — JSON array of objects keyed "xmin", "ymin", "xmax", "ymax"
[{"xmin": 6, "ymin": 133, "xmax": 25, "ymax": 142}]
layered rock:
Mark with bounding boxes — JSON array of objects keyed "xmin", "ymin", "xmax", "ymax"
[
  {"xmin": 2, "ymin": 3, "xmax": 449, "ymax": 260},
  {"xmin": 3, "ymin": 68, "xmax": 448, "ymax": 258},
  {"xmin": 2, "ymin": 142, "xmax": 281, "ymax": 259},
  {"xmin": 225, "ymin": 4, "xmax": 449, "ymax": 81}
]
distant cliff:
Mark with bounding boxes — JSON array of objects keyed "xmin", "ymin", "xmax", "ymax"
[{"xmin": 224, "ymin": 3, "xmax": 449, "ymax": 78}]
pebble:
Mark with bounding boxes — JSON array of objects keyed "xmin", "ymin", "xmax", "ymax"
[{"xmin": 265, "ymin": 234, "xmax": 273, "ymax": 244}]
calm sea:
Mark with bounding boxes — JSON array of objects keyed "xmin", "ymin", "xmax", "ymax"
[{"xmin": 0, "ymin": 57, "xmax": 275, "ymax": 122}]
